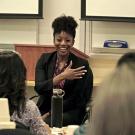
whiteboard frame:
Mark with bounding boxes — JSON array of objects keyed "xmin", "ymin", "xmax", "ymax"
[
  {"xmin": 0, "ymin": 0, "xmax": 43, "ymax": 19},
  {"xmin": 81, "ymin": 0, "xmax": 135, "ymax": 22}
]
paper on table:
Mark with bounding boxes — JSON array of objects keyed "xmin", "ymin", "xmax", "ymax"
[{"xmin": 0, "ymin": 98, "xmax": 15, "ymax": 129}]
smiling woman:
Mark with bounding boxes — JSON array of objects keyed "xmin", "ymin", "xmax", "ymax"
[
  {"xmin": 34, "ymin": 15, "xmax": 93, "ymax": 127},
  {"xmin": 54, "ymin": 31, "xmax": 74, "ymax": 57},
  {"xmin": 0, "ymin": 0, "xmax": 43, "ymax": 19}
]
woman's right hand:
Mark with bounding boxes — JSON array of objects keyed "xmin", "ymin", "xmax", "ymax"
[
  {"xmin": 61, "ymin": 60, "xmax": 87, "ymax": 80},
  {"xmin": 53, "ymin": 61, "xmax": 87, "ymax": 85}
]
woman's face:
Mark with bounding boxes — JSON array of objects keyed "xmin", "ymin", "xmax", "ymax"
[{"xmin": 54, "ymin": 31, "xmax": 74, "ymax": 57}]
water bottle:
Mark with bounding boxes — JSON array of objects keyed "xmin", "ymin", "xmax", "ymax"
[{"xmin": 51, "ymin": 89, "xmax": 65, "ymax": 128}]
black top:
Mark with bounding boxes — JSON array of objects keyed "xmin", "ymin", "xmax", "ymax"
[{"xmin": 34, "ymin": 51, "xmax": 93, "ymax": 124}]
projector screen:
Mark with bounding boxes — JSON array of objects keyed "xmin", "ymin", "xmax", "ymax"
[
  {"xmin": 81, "ymin": 0, "xmax": 135, "ymax": 22},
  {"xmin": 0, "ymin": 0, "xmax": 43, "ymax": 19}
]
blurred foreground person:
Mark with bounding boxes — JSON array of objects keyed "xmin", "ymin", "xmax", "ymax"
[
  {"xmin": 87, "ymin": 52, "xmax": 135, "ymax": 135},
  {"xmin": 0, "ymin": 50, "xmax": 51, "ymax": 135}
]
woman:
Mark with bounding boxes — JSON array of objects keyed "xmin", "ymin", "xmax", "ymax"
[
  {"xmin": 35, "ymin": 15, "xmax": 93, "ymax": 126},
  {"xmin": 0, "ymin": 50, "xmax": 51, "ymax": 135},
  {"xmin": 87, "ymin": 52, "xmax": 135, "ymax": 135}
]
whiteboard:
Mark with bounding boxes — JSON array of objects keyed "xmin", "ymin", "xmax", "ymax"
[
  {"xmin": 0, "ymin": 0, "xmax": 38, "ymax": 14},
  {"xmin": 81, "ymin": 0, "xmax": 135, "ymax": 22},
  {"xmin": 0, "ymin": 0, "xmax": 43, "ymax": 19}
]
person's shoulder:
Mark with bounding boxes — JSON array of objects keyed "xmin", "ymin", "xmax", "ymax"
[
  {"xmin": 70, "ymin": 53, "xmax": 88, "ymax": 63},
  {"xmin": 25, "ymin": 99, "xmax": 41, "ymax": 114},
  {"xmin": 25, "ymin": 99, "xmax": 36, "ymax": 108},
  {"xmin": 38, "ymin": 51, "xmax": 57, "ymax": 63},
  {"xmin": 40, "ymin": 51, "xmax": 56, "ymax": 58},
  {"xmin": 25, "ymin": 99, "xmax": 41, "ymax": 112}
]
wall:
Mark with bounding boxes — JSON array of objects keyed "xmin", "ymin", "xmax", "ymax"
[
  {"xmin": 0, "ymin": 0, "xmax": 135, "ymax": 53},
  {"xmin": 79, "ymin": 21, "xmax": 135, "ymax": 55},
  {"xmin": 0, "ymin": 19, "xmax": 38, "ymax": 44},
  {"xmin": 0, "ymin": 0, "xmax": 81, "ymax": 49}
]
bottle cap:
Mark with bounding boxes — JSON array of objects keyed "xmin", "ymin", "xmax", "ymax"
[{"xmin": 53, "ymin": 89, "xmax": 65, "ymax": 97}]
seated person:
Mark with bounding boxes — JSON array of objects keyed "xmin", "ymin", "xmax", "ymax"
[
  {"xmin": 0, "ymin": 50, "xmax": 51, "ymax": 135},
  {"xmin": 35, "ymin": 15, "xmax": 93, "ymax": 126},
  {"xmin": 86, "ymin": 52, "xmax": 135, "ymax": 135}
]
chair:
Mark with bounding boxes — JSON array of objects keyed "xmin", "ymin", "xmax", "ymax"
[{"xmin": 0, "ymin": 129, "xmax": 33, "ymax": 135}]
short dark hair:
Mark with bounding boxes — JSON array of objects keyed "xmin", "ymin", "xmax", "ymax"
[
  {"xmin": 0, "ymin": 50, "xmax": 26, "ymax": 117},
  {"xmin": 52, "ymin": 15, "xmax": 78, "ymax": 38}
]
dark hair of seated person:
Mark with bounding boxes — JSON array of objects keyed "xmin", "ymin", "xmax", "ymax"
[
  {"xmin": 0, "ymin": 50, "xmax": 26, "ymax": 117},
  {"xmin": 0, "ymin": 50, "xmax": 51, "ymax": 135}
]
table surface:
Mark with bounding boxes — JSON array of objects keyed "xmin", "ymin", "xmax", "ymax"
[{"xmin": 27, "ymin": 78, "xmax": 101, "ymax": 87}]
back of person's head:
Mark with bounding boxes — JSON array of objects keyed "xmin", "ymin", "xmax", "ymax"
[
  {"xmin": 117, "ymin": 51, "xmax": 135, "ymax": 67},
  {"xmin": 0, "ymin": 50, "xmax": 26, "ymax": 117},
  {"xmin": 88, "ymin": 52, "xmax": 135, "ymax": 135},
  {"xmin": 52, "ymin": 15, "xmax": 78, "ymax": 38}
]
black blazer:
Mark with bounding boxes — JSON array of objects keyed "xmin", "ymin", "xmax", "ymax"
[{"xmin": 34, "ymin": 51, "xmax": 93, "ymax": 115}]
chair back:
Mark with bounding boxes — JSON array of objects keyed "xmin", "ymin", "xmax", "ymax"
[{"xmin": 0, "ymin": 129, "xmax": 33, "ymax": 135}]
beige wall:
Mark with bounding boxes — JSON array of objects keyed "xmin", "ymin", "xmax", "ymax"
[
  {"xmin": 0, "ymin": 0, "xmax": 81, "ymax": 49},
  {"xmin": 80, "ymin": 21, "xmax": 135, "ymax": 55},
  {"xmin": 0, "ymin": 0, "xmax": 135, "ymax": 53}
]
